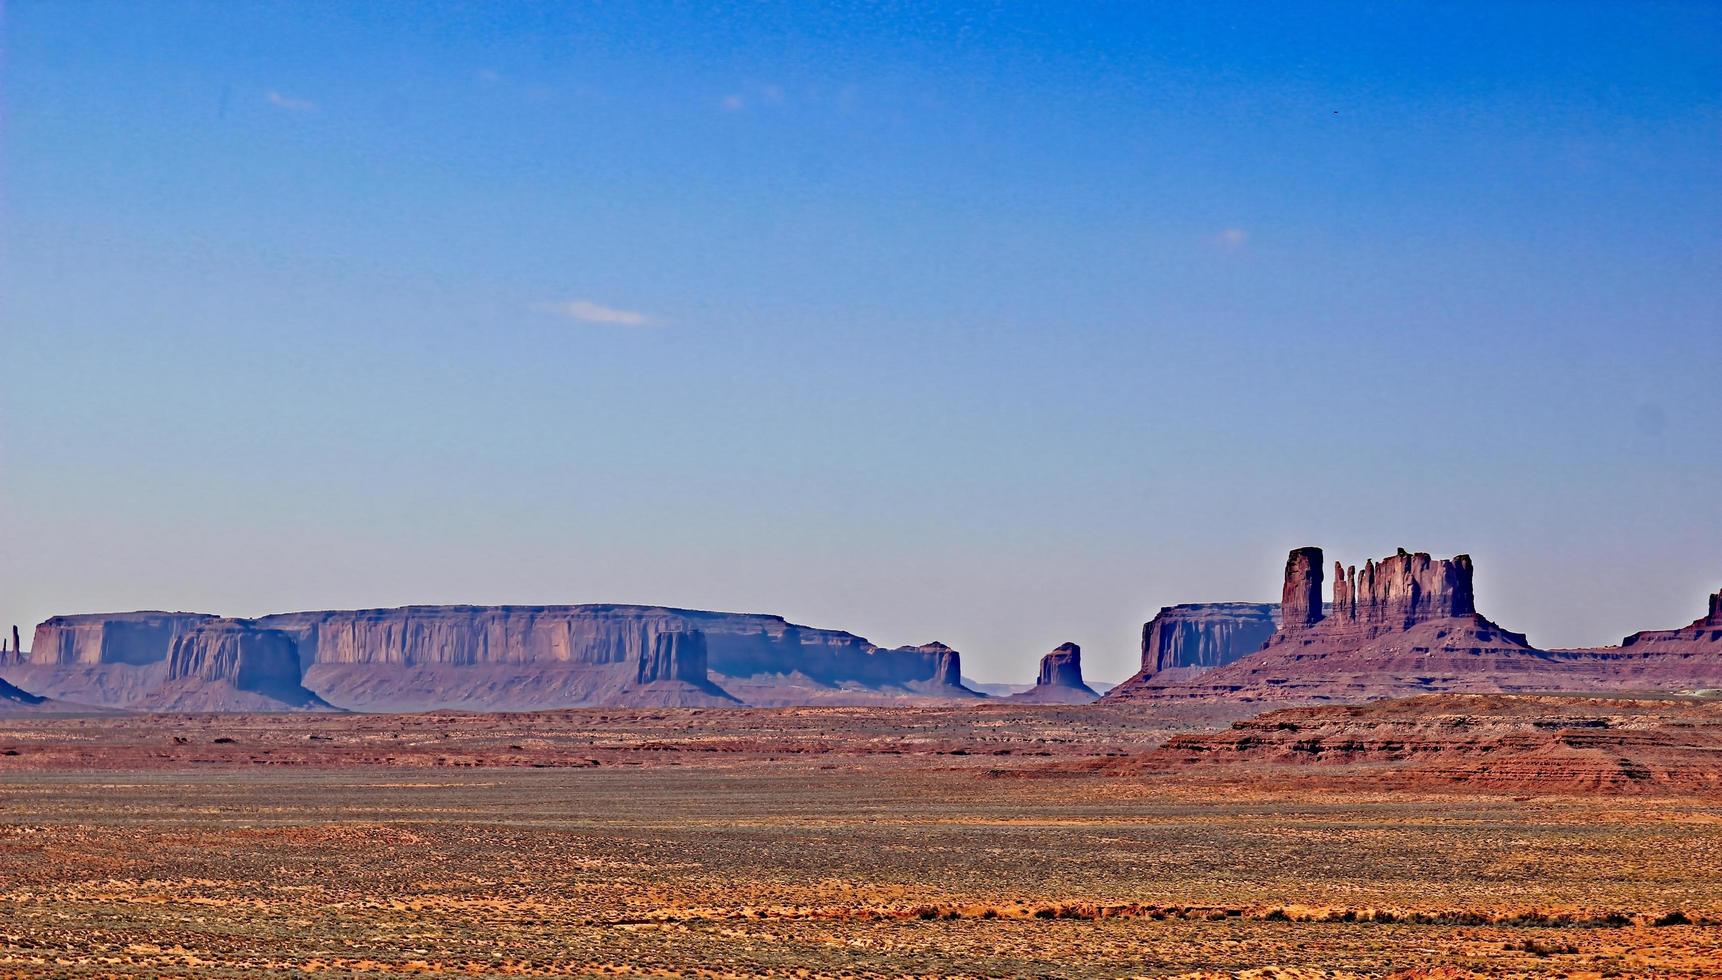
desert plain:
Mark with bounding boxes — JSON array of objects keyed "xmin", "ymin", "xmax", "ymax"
[{"xmin": 2, "ymin": 698, "xmax": 1718, "ymax": 979}]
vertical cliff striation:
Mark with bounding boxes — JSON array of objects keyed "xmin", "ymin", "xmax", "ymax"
[
  {"xmin": 145, "ymin": 620, "xmax": 332, "ymax": 711},
  {"xmin": 636, "ymin": 628, "xmax": 708, "ymax": 685},
  {"xmin": 1329, "ymin": 549, "xmax": 1475, "ymax": 630},
  {"xmin": 1141, "ymin": 603, "xmax": 1280, "ymax": 678}
]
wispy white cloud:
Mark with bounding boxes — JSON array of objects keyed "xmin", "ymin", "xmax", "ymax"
[
  {"xmin": 1212, "ymin": 228, "xmax": 1249, "ymax": 249},
  {"xmin": 534, "ymin": 299, "xmax": 657, "ymax": 327},
  {"xmin": 265, "ymin": 90, "xmax": 316, "ymax": 112},
  {"xmin": 719, "ymin": 85, "xmax": 785, "ymax": 113}
]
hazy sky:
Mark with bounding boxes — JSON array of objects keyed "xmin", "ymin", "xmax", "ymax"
[{"xmin": 3, "ymin": 2, "xmax": 1719, "ymax": 682}]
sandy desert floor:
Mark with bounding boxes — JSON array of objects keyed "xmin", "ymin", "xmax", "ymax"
[{"xmin": 1, "ymin": 704, "xmax": 1718, "ymax": 978}]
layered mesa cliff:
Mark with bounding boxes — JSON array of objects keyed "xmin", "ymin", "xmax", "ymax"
[
  {"xmin": 0, "ymin": 605, "xmax": 978, "ymax": 711},
  {"xmin": 1542, "ymin": 588, "xmax": 1722, "ymax": 688},
  {"xmin": 1115, "ymin": 602, "xmax": 1282, "ymax": 691},
  {"xmin": 1008, "ymin": 642, "xmax": 1099, "ymax": 704}
]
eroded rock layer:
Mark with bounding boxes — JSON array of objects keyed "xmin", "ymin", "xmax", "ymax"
[
  {"xmin": 1545, "ymin": 587, "xmax": 1722, "ymax": 689},
  {"xmin": 1146, "ymin": 693, "xmax": 1722, "ymax": 794}
]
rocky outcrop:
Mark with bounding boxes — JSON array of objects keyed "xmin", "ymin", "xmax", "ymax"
[
  {"xmin": 142, "ymin": 620, "xmax": 332, "ymax": 712},
  {"xmin": 1100, "ymin": 603, "xmax": 1289, "ymax": 701},
  {"xmin": 1010, "ymin": 642, "xmax": 1098, "ymax": 704},
  {"xmin": 1329, "ymin": 549, "xmax": 1476, "ymax": 629},
  {"xmin": 1113, "ymin": 547, "xmax": 1547, "ymax": 705},
  {"xmin": 0, "ymin": 676, "xmax": 50, "ymax": 713},
  {"xmin": 1281, "ymin": 547, "xmax": 1325, "ymax": 631}
]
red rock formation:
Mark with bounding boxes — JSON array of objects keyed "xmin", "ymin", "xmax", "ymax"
[
  {"xmin": 1121, "ymin": 547, "xmax": 1549, "ymax": 705},
  {"xmin": 1542, "ymin": 586, "xmax": 1722, "ymax": 690},
  {"xmin": 1281, "ymin": 547, "xmax": 1325, "ymax": 631},
  {"xmin": 1329, "ymin": 549, "xmax": 1475, "ymax": 629},
  {"xmin": 1010, "ymin": 642, "xmax": 1099, "ymax": 703}
]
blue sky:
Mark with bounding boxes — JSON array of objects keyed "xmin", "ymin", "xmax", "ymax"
[{"xmin": 3, "ymin": 2, "xmax": 1719, "ymax": 681}]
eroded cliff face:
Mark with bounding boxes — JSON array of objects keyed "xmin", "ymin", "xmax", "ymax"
[
  {"xmin": 1099, "ymin": 603, "xmax": 1280, "ymax": 700},
  {"xmin": 1036, "ymin": 643, "xmax": 1085, "ymax": 688},
  {"xmin": 1141, "ymin": 603, "xmax": 1279, "ymax": 677},
  {"xmin": 635, "ymin": 628, "xmax": 708, "ymax": 685},
  {"xmin": 147, "ymin": 620, "xmax": 331, "ymax": 711}
]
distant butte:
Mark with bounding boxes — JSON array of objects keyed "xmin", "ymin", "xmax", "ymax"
[{"xmin": 1009, "ymin": 642, "xmax": 1099, "ymax": 704}]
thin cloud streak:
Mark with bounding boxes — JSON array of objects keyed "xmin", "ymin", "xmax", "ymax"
[
  {"xmin": 266, "ymin": 90, "xmax": 316, "ymax": 112},
  {"xmin": 1212, "ymin": 228, "xmax": 1249, "ymax": 249},
  {"xmin": 534, "ymin": 299, "xmax": 657, "ymax": 327}
]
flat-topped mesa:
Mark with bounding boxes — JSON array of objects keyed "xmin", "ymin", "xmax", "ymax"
[
  {"xmin": 1141, "ymin": 603, "xmax": 1279, "ymax": 678},
  {"xmin": 636, "ymin": 628, "xmax": 708, "ymax": 685},
  {"xmin": 1281, "ymin": 547, "xmax": 1325, "ymax": 631},
  {"xmin": 1709, "ymin": 590, "xmax": 1722, "ymax": 627},
  {"xmin": 17, "ymin": 612, "xmax": 219, "ymax": 667},
  {"xmin": 1329, "ymin": 549, "xmax": 1476, "ymax": 630}
]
